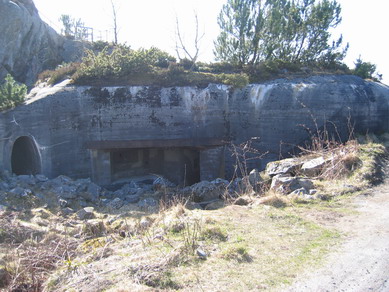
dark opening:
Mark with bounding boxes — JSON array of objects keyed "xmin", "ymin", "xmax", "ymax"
[
  {"xmin": 110, "ymin": 147, "xmax": 200, "ymax": 185},
  {"xmin": 11, "ymin": 136, "xmax": 41, "ymax": 175}
]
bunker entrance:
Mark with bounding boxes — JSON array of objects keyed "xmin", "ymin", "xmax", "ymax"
[
  {"xmin": 110, "ymin": 148, "xmax": 200, "ymax": 186},
  {"xmin": 87, "ymin": 139, "xmax": 225, "ymax": 187},
  {"xmin": 11, "ymin": 136, "xmax": 41, "ymax": 175}
]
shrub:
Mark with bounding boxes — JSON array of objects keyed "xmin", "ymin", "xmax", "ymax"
[
  {"xmin": 0, "ymin": 74, "xmax": 27, "ymax": 111},
  {"xmin": 38, "ymin": 62, "xmax": 80, "ymax": 85},
  {"xmin": 73, "ymin": 45, "xmax": 176, "ymax": 83},
  {"xmin": 352, "ymin": 57, "xmax": 380, "ymax": 80}
]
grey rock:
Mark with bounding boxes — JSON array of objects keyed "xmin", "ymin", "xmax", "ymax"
[
  {"xmin": 35, "ymin": 174, "xmax": 49, "ymax": 182},
  {"xmin": 0, "ymin": 182, "xmax": 9, "ymax": 191},
  {"xmin": 61, "ymin": 207, "xmax": 75, "ymax": 216},
  {"xmin": 0, "ymin": 205, "xmax": 6, "ymax": 212},
  {"xmin": 265, "ymin": 158, "xmax": 303, "ymax": 177},
  {"xmin": 55, "ymin": 185, "xmax": 78, "ymax": 199},
  {"xmin": 124, "ymin": 195, "xmax": 140, "ymax": 204},
  {"xmin": 153, "ymin": 177, "xmax": 175, "ymax": 191},
  {"xmin": 227, "ymin": 178, "xmax": 245, "ymax": 195},
  {"xmin": 17, "ymin": 175, "xmax": 36, "ymax": 185},
  {"xmin": 9, "ymin": 187, "xmax": 31, "ymax": 197},
  {"xmin": 138, "ymin": 198, "xmax": 158, "ymax": 208},
  {"xmin": 76, "ymin": 207, "xmax": 95, "ymax": 220},
  {"xmin": 140, "ymin": 217, "xmax": 151, "ymax": 229},
  {"xmin": 196, "ymin": 248, "xmax": 207, "ymax": 260},
  {"xmin": 289, "ymin": 188, "xmax": 309, "ymax": 196},
  {"xmin": 270, "ymin": 175, "xmax": 314, "ymax": 194},
  {"xmin": 248, "ymin": 169, "xmax": 262, "ymax": 191},
  {"xmin": 0, "ymin": 0, "xmax": 86, "ymax": 85},
  {"xmin": 107, "ymin": 198, "xmax": 124, "ymax": 209},
  {"xmin": 301, "ymin": 156, "xmax": 327, "ymax": 177},
  {"xmin": 58, "ymin": 198, "xmax": 68, "ymax": 208},
  {"xmin": 190, "ymin": 180, "xmax": 227, "ymax": 202},
  {"xmin": 211, "ymin": 178, "xmax": 229, "ymax": 185},
  {"xmin": 81, "ymin": 182, "xmax": 101, "ymax": 202}
]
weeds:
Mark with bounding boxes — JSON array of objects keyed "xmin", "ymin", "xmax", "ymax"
[{"xmin": 221, "ymin": 244, "xmax": 253, "ymax": 263}]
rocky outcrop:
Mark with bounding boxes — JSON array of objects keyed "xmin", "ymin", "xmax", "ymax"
[{"xmin": 0, "ymin": 0, "xmax": 84, "ymax": 85}]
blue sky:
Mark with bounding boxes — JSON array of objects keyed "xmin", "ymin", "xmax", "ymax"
[{"xmin": 33, "ymin": 0, "xmax": 389, "ymax": 84}]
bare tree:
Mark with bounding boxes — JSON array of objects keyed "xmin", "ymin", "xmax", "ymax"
[
  {"xmin": 110, "ymin": 0, "xmax": 119, "ymax": 44},
  {"xmin": 175, "ymin": 11, "xmax": 205, "ymax": 70}
]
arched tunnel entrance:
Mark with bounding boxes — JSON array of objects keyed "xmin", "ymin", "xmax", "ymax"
[{"xmin": 11, "ymin": 136, "xmax": 41, "ymax": 175}]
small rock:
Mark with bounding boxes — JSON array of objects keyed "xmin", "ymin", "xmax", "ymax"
[
  {"xmin": 17, "ymin": 175, "xmax": 37, "ymax": 185},
  {"xmin": 124, "ymin": 195, "xmax": 140, "ymax": 204},
  {"xmin": 153, "ymin": 177, "xmax": 175, "ymax": 191},
  {"xmin": 76, "ymin": 207, "xmax": 95, "ymax": 220},
  {"xmin": 289, "ymin": 188, "xmax": 308, "ymax": 196},
  {"xmin": 301, "ymin": 156, "xmax": 327, "ymax": 177},
  {"xmin": 0, "ymin": 182, "xmax": 9, "ymax": 190},
  {"xmin": 107, "ymin": 198, "xmax": 124, "ymax": 209},
  {"xmin": 309, "ymin": 189, "xmax": 318, "ymax": 195},
  {"xmin": 210, "ymin": 178, "xmax": 229, "ymax": 185},
  {"xmin": 265, "ymin": 158, "xmax": 303, "ymax": 177},
  {"xmin": 9, "ymin": 187, "xmax": 31, "ymax": 197},
  {"xmin": 35, "ymin": 174, "xmax": 49, "ymax": 182},
  {"xmin": 81, "ymin": 182, "xmax": 101, "ymax": 203},
  {"xmin": 59, "ymin": 198, "xmax": 68, "ymax": 208},
  {"xmin": 138, "ymin": 198, "xmax": 158, "ymax": 208},
  {"xmin": 56, "ymin": 185, "xmax": 78, "ymax": 199},
  {"xmin": 248, "ymin": 169, "xmax": 262, "ymax": 188},
  {"xmin": 82, "ymin": 220, "xmax": 106, "ymax": 236},
  {"xmin": 270, "ymin": 175, "xmax": 314, "ymax": 194},
  {"xmin": 140, "ymin": 217, "xmax": 151, "ymax": 229},
  {"xmin": 196, "ymin": 248, "xmax": 207, "ymax": 260},
  {"xmin": 61, "ymin": 207, "xmax": 75, "ymax": 216},
  {"xmin": 190, "ymin": 180, "xmax": 227, "ymax": 202}
]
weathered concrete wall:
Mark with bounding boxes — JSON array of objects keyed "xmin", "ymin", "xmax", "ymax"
[{"xmin": 0, "ymin": 75, "xmax": 388, "ymax": 185}]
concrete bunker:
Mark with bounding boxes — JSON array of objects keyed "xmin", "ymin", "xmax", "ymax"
[
  {"xmin": 87, "ymin": 139, "xmax": 225, "ymax": 186},
  {"xmin": 11, "ymin": 136, "xmax": 41, "ymax": 175}
]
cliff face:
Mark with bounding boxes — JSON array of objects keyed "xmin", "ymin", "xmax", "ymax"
[
  {"xmin": 0, "ymin": 75, "xmax": 388, "ymax": 185},
  {"xmin": 0, "ymin": 0, "xmax": 72, "ymax": 85}
]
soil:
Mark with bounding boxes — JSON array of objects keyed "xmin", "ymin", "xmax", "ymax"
[{"xmin": 283, "ymin": 178, "xmax": 389, "ymax": 291}]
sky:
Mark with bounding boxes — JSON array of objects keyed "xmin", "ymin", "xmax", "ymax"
[{"xmin": 33, "ymin": 0, "xmax": 389, "ymax": 84}]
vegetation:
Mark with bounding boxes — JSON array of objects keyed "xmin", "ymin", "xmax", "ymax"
[
  {"xmin": 59, "ymin": 14, "xmax": 90, "ymax": 40},
  {"xmin": 352, "ymin": 56, "xmax": 381, "ymax": 81},
  {"xmin": 214, "ymin": 0, "xmax": 348, "ymax": 66},
  {"xmin": 0, "ymin": 74, "xmax": 27, "ymax": 111},
  {"xmin": 37, "ymin": 0, "xmax": 381, "ymax": 88}
]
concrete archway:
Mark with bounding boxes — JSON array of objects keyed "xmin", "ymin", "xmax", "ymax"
[{"xmin": 11, "ymin": 136, "xmax": 41, "ymax": 175}]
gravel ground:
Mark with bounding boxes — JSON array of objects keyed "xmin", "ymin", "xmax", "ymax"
[{"xmin": 283, "ymin": 181, "xmax": 389, "ymax": 292}]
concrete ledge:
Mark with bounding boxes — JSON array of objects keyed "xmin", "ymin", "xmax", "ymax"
[{"xmin": 85, "ymin": 138, "xmax": 228, "ymax": 150}]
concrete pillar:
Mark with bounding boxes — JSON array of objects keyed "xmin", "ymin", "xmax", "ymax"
[
  {"xmin": 90, "ymin": 149, "xmax": 111, "ymax": 186},
  {"xmin": 200, "ymin": 146, "xmax": 225, "ymax": 181}
]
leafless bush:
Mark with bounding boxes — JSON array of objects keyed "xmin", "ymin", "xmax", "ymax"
[{"xmin": 227, "ymin": 138, "xmax": 268, "ymax": 199}]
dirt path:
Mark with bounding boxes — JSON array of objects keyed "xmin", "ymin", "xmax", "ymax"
[{"xmin": 283, "ymin": 180, "xmax": 389, "ymax": 291}]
